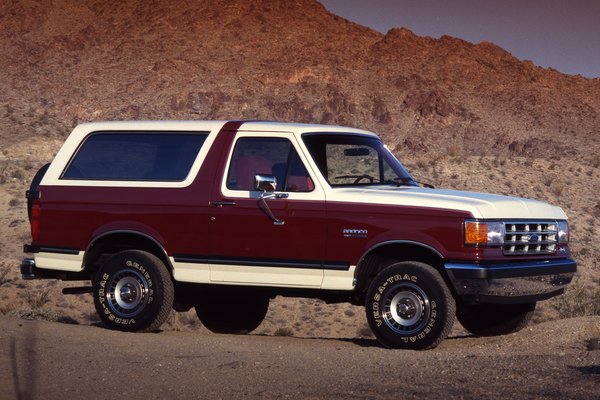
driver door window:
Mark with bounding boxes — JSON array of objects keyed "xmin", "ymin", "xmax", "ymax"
[{"xmin": 226, "ymin": 137, "xmax": 313, "ymax": 192}]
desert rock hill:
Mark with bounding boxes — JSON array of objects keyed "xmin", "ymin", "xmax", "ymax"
[{"xmin": 1, "ymin": 0, "xmax": 599, "ymax": 160}]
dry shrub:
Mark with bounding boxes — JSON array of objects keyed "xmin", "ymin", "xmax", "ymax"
[
  {"xmin": 0, "ymin": 304, "xmax": 15, "ymax": 315},
  {"xmin": 274, "ymin": 326, "xmax": 294, "ymax": 336},
  {"xmin": 10, "ymin": 168, "xmax": 25, "ymax": 180},
  {"xmin": 0, "ymin": 263, "xmax": 10, "ymax": 284},
  {"xmin": 492, "ymin": 156, "xmax": 507, "ymax": 167},
  {"xmin": 24, "ymin": 287, "xmax": 51, "ymax": 309},
  {"xmin": 356, "ymin": 324, "xmax": 374, "ymax": 338},
  {"xmin": 593, "ymin": 202, "xmax": 600, "ymax": 218},
  {"xmin": 446, "ymin": 146, "xmax": 461, "ymax": 158},
  {"xmin": 551, "ymin": 283, "xmax": 600, "ymax": 318},
  {"xmin": 343, "ymin": 308, "xmax": 355, "ymax": 317},
  {"xmin": 551, "ymin": 182, "xmax": 565, "ymax": 197},
  {"xmin": 10, "ymin": 309, "xmax": 78, "ymax": 324}
]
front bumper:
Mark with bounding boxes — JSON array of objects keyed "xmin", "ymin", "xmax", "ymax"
[{"xmin": 445, "ymin": 258, "xmax": 576, "ymax": 304}]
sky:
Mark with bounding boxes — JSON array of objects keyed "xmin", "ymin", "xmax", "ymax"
[{"xmin": 320, "ymin": 0, "xmax": 600, "ymax": 78}]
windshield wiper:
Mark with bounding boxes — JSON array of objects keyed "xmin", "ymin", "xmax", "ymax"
[{"xmin": 393, "ymin": 177, "xmax": 434, "ymax": 189}]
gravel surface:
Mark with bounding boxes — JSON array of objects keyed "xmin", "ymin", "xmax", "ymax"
[{"xmin": 1, "ymin": 315, "xmax": 599, "ymax": 400}]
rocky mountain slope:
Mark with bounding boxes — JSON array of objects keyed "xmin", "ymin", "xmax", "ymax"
[{"xmin": 1, "ymin": 0, "xmax": 599, "ymax": 159}]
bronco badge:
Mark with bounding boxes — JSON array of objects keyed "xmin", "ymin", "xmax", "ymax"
[{"xmin": 343, "ymin": 229, "xmax": 368, "ymax": 238}]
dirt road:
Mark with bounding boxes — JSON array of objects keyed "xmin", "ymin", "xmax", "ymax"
[{"xmin": 1, "ymin": 315, "xmax": 599, "ymax": 400}]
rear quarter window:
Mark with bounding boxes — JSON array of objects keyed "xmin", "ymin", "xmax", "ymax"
[{"xmin": 61, "ymin": 131, "xmax": 208, "ymax": 181}]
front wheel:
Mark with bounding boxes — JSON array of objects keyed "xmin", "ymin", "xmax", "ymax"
[
  {"xmin": 456, "ymin": 302, "xmax": 536, "ymax": 336},
  {"xmin": 93, "ymin": 250, "xmax": 174, "ymax": 332},
  {"xmin": 365, "ymin": 261, "xmax": 455, "ymax": 350}
]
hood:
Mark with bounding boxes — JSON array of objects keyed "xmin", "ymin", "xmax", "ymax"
[{"xmin": 327, "ymin": 186, "xmax": 567, "ymax": 220}]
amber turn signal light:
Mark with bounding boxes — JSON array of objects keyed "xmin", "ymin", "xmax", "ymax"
[
  {"xmin": 465, "ymin": 221, "xmax": 488, "ymax": 245},
  {"xmin": 464, "ymin": 220, "xmax": 505, "ymax": 246}
]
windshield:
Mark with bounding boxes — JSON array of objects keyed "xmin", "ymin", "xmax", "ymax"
[{"xmin": 302, "ymin": 133, "xmax": 416, "ymax": 187}]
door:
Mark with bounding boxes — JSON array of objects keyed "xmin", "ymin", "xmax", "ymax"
[{"xmin": 208, "ymin": 134, "xmax": 327, "ymax": 287}]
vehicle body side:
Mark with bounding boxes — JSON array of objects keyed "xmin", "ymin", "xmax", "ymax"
[{"xmin": 28, "ymin": 120, "xmax": 574, "ymax": 293}]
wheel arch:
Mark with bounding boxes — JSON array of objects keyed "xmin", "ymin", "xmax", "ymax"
[
  {"xmin": 354, "ymin": 240, "xmax": 447, "ymax": 298},
  {"xmin": 83, "ymin": 230, "xmax": 173, "ymax": 278}
]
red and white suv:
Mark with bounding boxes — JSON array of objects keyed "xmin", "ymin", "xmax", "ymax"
[{"xmin": 21, "ymin": 120, "xmax": 576, "ymax": 349}]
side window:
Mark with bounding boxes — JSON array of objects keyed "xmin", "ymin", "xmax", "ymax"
[
  {"xmin": 62, "ymin": 132, "xmax": 208, "ymax": 181},
  {"xmin": 285, "ymin": 150, "xmax": 314, "ymax": 192},
  {"xmin": 226, "ymin": 137, "xmax": 314, "ymax": 192}
]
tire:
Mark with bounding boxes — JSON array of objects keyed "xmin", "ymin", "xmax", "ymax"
[
  {"xmin": 456, "ymin": 302, "xmax": 535, "ymax": 336},
  {"xmin": 27, "ymin": 163, "xmax": 50, "ymax": 221},
  {"xmin": 93, "ymin": 250, "xmax": 174, "ymax": 332},
  {"xmin": 195, "ymin": 290, "xmax": 269, "ymax": 334},
  {"xmin": 365, "ymin": 261, "xmax": 455, "ymax": 350}
]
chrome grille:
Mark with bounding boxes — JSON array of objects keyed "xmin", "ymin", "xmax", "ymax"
[{"xmin": 503, "ymin": 221, "xmax": 558, "ymax": 256}]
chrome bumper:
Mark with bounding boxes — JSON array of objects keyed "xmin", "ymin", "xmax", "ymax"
[
  {"xmin": 20, "ymin": 258, "xmax": 86, "ymax": 281},
  {"xmin": 445, "ymin": 258, "xmax": 576, "ymax": 303},
  {"xmin": 20, "ymin": 258, "xmax": 38, "ymax": 280}
]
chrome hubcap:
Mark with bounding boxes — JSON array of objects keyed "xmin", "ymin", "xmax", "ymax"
[
  {"xmin": 396, "ymin": 296, "xmax": 418, "ymax": 320},
  {"xmin": 383, "ymin": 283, "xmax": 430, "ymax": 335},
  {"xmin": 107, "ymin": 269, "xmax": 149, "ymax": 318},
  {"xmin": 118, "ymin": 282, "xmax": 138, "ymax": 304}
]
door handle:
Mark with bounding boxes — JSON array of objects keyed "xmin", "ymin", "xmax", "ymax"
[{"xmin": 212, "ymin": 201, "xmax": 237, "ymax": 208}]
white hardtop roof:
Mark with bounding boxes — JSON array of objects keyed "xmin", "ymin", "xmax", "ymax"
[
  {"xmin": 75, "ymin": 120, "xmax": 228, "ymax": 132},
  {"xmin": 238, "ymin": 121, "xmax": 377, "ymax": 136},
  {"xmin": 73, "ymin": 120, "xmax": 378, "ymax": 137}
]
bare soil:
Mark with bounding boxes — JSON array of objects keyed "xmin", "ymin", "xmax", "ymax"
[{"xmin": 1, "ymin": 314, "xmax": 599, "ymax": 400}]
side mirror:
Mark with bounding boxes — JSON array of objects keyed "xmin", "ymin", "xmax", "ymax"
[{"xmin": 254, "ymin": 174, "xmax": 277, "ymax": 192}]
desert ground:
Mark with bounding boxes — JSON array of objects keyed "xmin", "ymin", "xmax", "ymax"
[{"xmin": 1, "ymin": 313, "xmax": 599, "ymax": 400}]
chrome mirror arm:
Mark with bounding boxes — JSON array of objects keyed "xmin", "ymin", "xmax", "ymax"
[
  {"xmin": 258, "ymin": 192, "xmax": 287, "ymax": 225},
  {"xmin": 253, "ymin": 174, "xmax": 287, "ymax": 225}
]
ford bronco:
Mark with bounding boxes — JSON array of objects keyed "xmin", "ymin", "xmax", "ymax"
[{"xmin": 21, "ymin": 120, "xmax": 576, "ymax": 349}]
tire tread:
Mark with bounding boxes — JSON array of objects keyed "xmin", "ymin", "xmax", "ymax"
[{"xmin": 365, "ymin": 261, "xmax": 455, "ymax": 350}]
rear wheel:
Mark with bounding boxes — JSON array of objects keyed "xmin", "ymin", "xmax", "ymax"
[
  {"xmin": 365, "ymin": 261, "xmax": 455, "ymax": 350},
  {"xmin": 195, "ymin": 290, "xmax": 269, "ymax": 334},
  {"xmin": 93, "ymin": 250, "xmax": 174, "ymax": 332},
  {"xmin": 457, "ymin": 302, "xmax": 536, "ymax": 336}
]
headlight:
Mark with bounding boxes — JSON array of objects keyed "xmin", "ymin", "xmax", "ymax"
[
  {"xmin": 465, "ymin": 220, "xmax": 504, "ymax": 246},
  {"xmin": 557, "ymin": 221, "xmax": 569, "ymax": 244}
]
